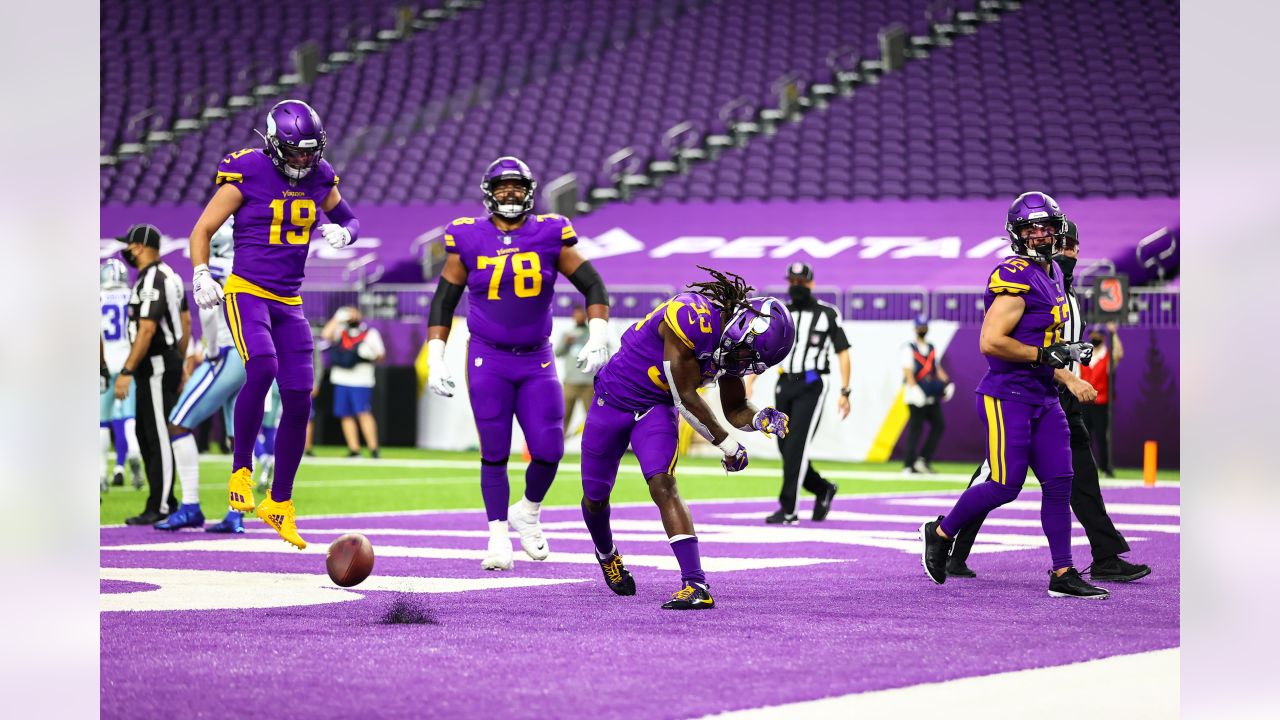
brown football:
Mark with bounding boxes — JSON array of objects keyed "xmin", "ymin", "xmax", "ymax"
[{"xmin": 326, "ymin": 533, "xmax": 375, "ymax": 587}]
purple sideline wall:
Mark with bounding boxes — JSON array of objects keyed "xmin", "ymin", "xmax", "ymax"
[{"xmin": 902, "ymin": 327, "xmax": 1181, "ymax": 470}]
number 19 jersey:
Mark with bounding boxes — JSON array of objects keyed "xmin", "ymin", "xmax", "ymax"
[
  {"xmin": 215, "ymin": 148, "xmax": 340, "ymax": 297},
  {"xmin": 444, "ymin": 213, "xmax": 577, "ymax": 348}
]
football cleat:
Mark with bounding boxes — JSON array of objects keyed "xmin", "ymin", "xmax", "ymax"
[
  {"xmin": 812, "ymin": 483, "xmax": 837, "ymax": 522},
  {"xmin": 481, "ymin": 531, "xmax": 514, "ymax": 571},
  {"xmin": 228, "ymin": 468, "xmax": 256, "ymax": 512},
  {"xmin": 255, "ymin": 497, "xmax": 306, "ymax": 549},
  {"xmin": 946, "ymin": 558, "xmax": 977, "ymax": 578},
  {"xmin": 661, "ymin": 582, "xmax": 715, "ymax": 610},
  {"xmin": 507, "ymin": 501, "xmax": 549, "ymax": 561},
  {"xmin": 765, "ymin": 510, "xmax": 798, "ymax": 525},
  {"xmin": 154, "ymin": 503, "xmax": 205, "ymax": 530},
  {"xmin": 128, "ymin": 456, "xmax": 144, "ymax": 489},
  {"xmin": 597, "ymin": 551, "xmax": 636, "ymax": 596},
  {"xmin": 920, "ymin": 516, "xmax": 954, "ymax": 584},
  {"xmin": 100, "ymin": 474, "xmax": 109, "ymax": 493},
  {"xmin": 111, "ymin": 468, "xmax": 125, "ymax": 487},
  {"xmin": 1048, "ymin": 568, "xmax": 1110, "ymax": 599},
  {"xmin": 1088, "ymin": 556, "xmax": 1151, "ymax": 583},
  {"xmin": 206, "ymin": 511, "xmax": 245, "ymax": 534}
]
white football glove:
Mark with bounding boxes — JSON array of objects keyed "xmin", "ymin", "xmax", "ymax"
[
  {"xmin": 426, "ymin": 339, "xmax": 456, "ymax": 398},
  {"xmin": 575, "ymin": 318, "xmax": 612, "ymax": 375},
  {"xmin": 192, "ymin": 264, "xmax": 224, "ymax": 309},
  {"xmin": 320, "ymin": 223, "xmax": 353, "ymax": 249}
]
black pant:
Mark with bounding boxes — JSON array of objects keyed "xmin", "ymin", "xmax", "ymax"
[
  {"xmin": 950, "ymin": 398, "xmax": 1130, "ymax": 565},
  {"xmin": 135, "ymin": 353, "xmax": 181, "ymax": 515},
  {"xmin": 1083, "ymin": 403, "xmax": 1113, "ymax": 473},
  {"xmin": 775, "ymin": 375, "xmax": 835, "ymax": 515},
  {"xmin": 903, "ymin": 403, "xmax": 945, "ymax": 467}
]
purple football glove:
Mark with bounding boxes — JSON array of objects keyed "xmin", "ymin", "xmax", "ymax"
[
  {"xmin": 721, "ymin": 442, "xmax": 749, "ymax": 473},
  {"xmin": 751, "ymin": 407, "xmax": 790, "ymax": 439}
]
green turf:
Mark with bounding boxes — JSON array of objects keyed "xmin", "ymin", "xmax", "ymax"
[{"xmin": 100, "ymin": 446, "xmax": 1180, "ymax": 525}]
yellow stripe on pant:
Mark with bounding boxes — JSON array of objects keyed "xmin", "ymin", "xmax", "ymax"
[
  {"xmin": 984, "ymin": 395, "xmax": 1003, "ymax": 484},
  {"xmin": 226, "ymin": 295, "xmax": 249, "ymax": 363},
  {"xmin": 995, "ymin": 397, "xmax": 1007, "ymax": 484}
]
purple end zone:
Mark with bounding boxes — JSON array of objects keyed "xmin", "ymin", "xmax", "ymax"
[{"xmin": 101, "ymin": 487, "xmax": 1179, "ymax": 718}]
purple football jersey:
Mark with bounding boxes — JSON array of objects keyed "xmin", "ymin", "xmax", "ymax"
[
  {"xmin": 445, "ymin": 213, "xmax": 577, "ymax": 348},
  {"xmin": 216, "ymin": 148, "xmax": 339, "ymax": 296},
  {"xmin": 594, "ymin": 292, "xmax": 724, "ymax": 413},
  {"xmin": 975, "ymin": 255, "xmax": 1070, "ymax": 405}
]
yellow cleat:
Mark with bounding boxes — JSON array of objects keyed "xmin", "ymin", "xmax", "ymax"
[
  {"xmin": 228, "ymin": 467, "xmax": 256, "ymax": 512},
  {"xmin": 255, "ymin": 497, "xmax": 307, "ymax": 550}
]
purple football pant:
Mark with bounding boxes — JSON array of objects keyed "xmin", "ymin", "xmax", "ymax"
[
  {"xmin": 581, "ymin": 399, "xmax": 679, "ymax": 503},
  {"xmin": 940, "ymin": 394, "xmax": 1074, "ymax": 569},
  {"xmin": 466, "ymin": 339, "xmax": 565, "ymax": 522},
  {"xmin": 224, "ymin": 293, "xmax": 312, "ymax": 502}
]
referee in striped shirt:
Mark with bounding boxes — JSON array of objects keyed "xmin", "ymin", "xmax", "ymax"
[
  {"xmin": 946, "ymin": 221, "xmax": 1150, "ymax": 582},
  {"xmin": 114, "ymin": 225, "xmax": 191, "ymax": 526},
  {"xmin": 749, "ymin": 262, "xmax": 851, "ymax": 525}
]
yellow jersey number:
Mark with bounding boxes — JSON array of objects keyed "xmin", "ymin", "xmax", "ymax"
[
  {"xmin": 268, "ymin": 198, "xmax": 317, "ymax": 245},
  {"xmin": 1044, "ymin": 301, "xmax": 1070, "ymax": 346},
  {"xmin": 476, "ymin": 252, "xmax": 542, "ymax": 300}
]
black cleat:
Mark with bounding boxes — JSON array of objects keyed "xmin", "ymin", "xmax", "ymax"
[
  {"xmin": 125, "ymin": 511, "xmax": 166, "ymax": 526},
  {"xmin": 812, "ymin": 484, "xmax": 838, "ymax": 522},
  {"xmin": 346, "ymin": 450, "xmax": 361, "ymax": 458},
  {"xmin": 111, "ymin": 470, "xmax": 125, "ymax": 487},
  {"xmin": 661, "ymin": 582, "xmax": 715, "ymax": 610},
  {"xmin": 370, "ymin": 449, "xmax": 380, "ymax": 459},
  {"xmin": 765, "ymin": 510, "xmax": 799, "ymax": 525},
  {"xmin": 946, "ymin": 558, "xmax": 977, "ymax": 578},
  {"xmin": 1048, "ymin": 568, "xmax": 1110, "ymax": 599},
  {"xmin": 920, "ymin": 516, "xmax": 953, "ymax": 584},
  {"xmin": 1088, "ymin": 556, "xmax": 1151, "ymax": 583},
  {"xmin": 597, "ymin": 551, "xmax": 636, "ymax": 596}
]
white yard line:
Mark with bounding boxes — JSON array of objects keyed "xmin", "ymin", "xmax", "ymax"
[{"xmin": 694, "ymin": 648, "xmax": 1179, "ymax": 719}]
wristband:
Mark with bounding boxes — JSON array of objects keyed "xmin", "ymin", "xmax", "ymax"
[
  {"xmin": 840, "ymin": 387, "xmax": 851, "ymax": 397},
  {"xmin": 120, "ymin": 367, "xmax": 134, "ymax": 377}
]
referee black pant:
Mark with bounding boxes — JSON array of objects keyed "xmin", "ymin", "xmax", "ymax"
[
  {"xmin": 950, "ymin": 396, "xmax": 1130, "ymax": 565},
  {"xmin": 135, "ymin": 353, "xmax": 181, "ymax": 516},
  {"xmin": 775, "ymin": 374, "xmax": 835, "ymax": 515},
  {"xmin": 903, "ymin": 403, "xmax": 945, "ymax": 468}
]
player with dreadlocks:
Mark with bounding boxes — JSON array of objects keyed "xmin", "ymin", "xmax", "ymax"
[{"xmin": 579, "ymin": 266, "xmax": 796, "ymax": 609}]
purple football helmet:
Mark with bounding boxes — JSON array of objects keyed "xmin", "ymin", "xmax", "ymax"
[
  {"xmin": 263, "ymin": 100, "xmax": 326, "ymax": 180},
  {"xmin": 713, "ymin": 297, "xmax": 796, "ymax": 377},
  {"xmin": 481, "ymin": 156, "xmax": 536, "ymax": 219},
  {"xmin": 1005, "ymin": 191, "xmax": 1067, "ymax": 260}
]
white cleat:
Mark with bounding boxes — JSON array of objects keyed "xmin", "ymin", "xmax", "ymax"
[
  {"xmin": 508, "ymin": 499, "xmax": 550, "ymax": 561},
  {"xmin": 481, "ymin": 522, "xmax": 514, "ymax": 571},
  {"xmin": 128, "ymin": 456, "xmax": 145, "ymax": 489}
]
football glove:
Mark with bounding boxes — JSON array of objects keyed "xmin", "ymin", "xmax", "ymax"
[
  {"xmin": 751, "ymin": 407, "xmax": 790, "ymax": 439},
  {"xmin": 575, "ymin": 318, "xmax": 611, "ymax": 375},
  {"xmin": 717, "ymin": 437, "xmax": 749, "ymax": 473},
  {"xmin": 426, "ymin": 339, "xmax": 455, "ymax": 397},
  {"xmin": 320, "ymin": 223, "xmax": 353, "ymax": 249},
  {"xmin": 1037, "ymin": 341, "xmax": 1093, "ymax": 369},
  {"xmin": 192, "ymin": 264, "xmax": 224, "ymax": 309}
]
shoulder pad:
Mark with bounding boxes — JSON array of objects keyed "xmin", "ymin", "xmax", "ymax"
[
  {"xmin": 535, "ymin": 213, "xmax": 578, "ymax": 245},
  {"xmin": 987, "ymin": 257, "xmax": 1034, "ymax": 295},
  {"xmin": 215, "ymin": 148, "xmax": 258, "ymax": 185}
]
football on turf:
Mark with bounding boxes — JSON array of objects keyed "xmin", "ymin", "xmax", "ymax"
[{"xmin": 327, "ymin": 533, "xmax": 375, "ymax": 587}]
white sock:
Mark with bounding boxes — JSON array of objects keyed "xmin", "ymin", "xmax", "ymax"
[
  {"xmin": 488, "ymin": 519, "xmax": 509, "ymax": 540},
  {"xmin": 172, "ymin": 434, "xmax": 201, "ymax": 505},
  {"xmin": 124, "ymin": 418, "xmax": 140, "ymax": 459},
  {"xmin": 516, "ymin": 496, "xmax": 541, "ymax": 514}
]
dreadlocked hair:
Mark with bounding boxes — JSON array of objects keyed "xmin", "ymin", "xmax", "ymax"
[{"xmin": 687, "ymin": 266, "xmax": 757, "ymax": 317}]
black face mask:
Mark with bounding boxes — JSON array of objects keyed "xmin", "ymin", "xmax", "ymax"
[
  {"xmin": 347, "ymin": 319, "xmax": 362, "ymax": 329},
  {"xmin": 121, "ymin": 248, "xmax": 137, "ymax": 268},
  {"xmin": 916, "ymin": 330, "xmax": 928, "ymax": 340},
  {"xmin": 788, "ymin": 285, "xmax": 812, "ymax": 303},
  {"xmin": 1053, "ymin": 256, "xmax": 1077, "ymax": 292},
  {"xmin": 1090, "ymin": 337, "xmax": 1104, "ymax": 347}
]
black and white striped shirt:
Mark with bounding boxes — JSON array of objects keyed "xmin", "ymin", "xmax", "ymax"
[
  {"xmin": 128, "ymin": 260, "xmax": 187, "ymax": 365},
  {"xmin": 1064, "ymin": 287, "xmax": 1084, "ymax": 376},
  {"xmin": 782, "ymin": 299, "xmax": 850, "ymax": 376}
]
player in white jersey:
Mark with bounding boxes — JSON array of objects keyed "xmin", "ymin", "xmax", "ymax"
[
  {"xmin": 155, "ymin": 220, "xmax": 251, "ymax": 532},
  {"xmin": 100, "ymin": 259, "xmax": 144, "ymax": 491}
]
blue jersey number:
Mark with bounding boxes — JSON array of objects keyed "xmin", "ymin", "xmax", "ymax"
[{"xmin": 102, "ymin": 303, "xmax": 126, "ymax": 341}]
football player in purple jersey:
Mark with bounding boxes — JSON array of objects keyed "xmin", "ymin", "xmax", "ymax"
[
  {"xmin": 185, "ymin": 99, "xmax": 361, "ymax": 550},
  {"xmin": 919, "ymin": 192, "xmax": 1109, "ymax": 599},
  {"xmin": 582, "ymin": 268, "xmax": 795, "ymax": 610},
  {"xmin": 427, "ymin": 157, "xmax": 612, "ymax": 571}
]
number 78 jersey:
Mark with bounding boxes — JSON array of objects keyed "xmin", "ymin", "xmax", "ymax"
[{"xmin": 445, "ymin": 214, "xmax": 577, "ymax": 348}]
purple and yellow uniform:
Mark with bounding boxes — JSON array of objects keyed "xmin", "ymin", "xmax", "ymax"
[
  {"xmin": 940, "ymin": 256, "xmax": 1075, "ymax": 570},
  {"xmin": 582, "ymin": 292, "xmax": 724, "ymax": 502},
  {"xmin": 445, "ymin": 213, "xmax": 577, "ymax": 519},
  {"xmin": 217, "ymin": 148, "xmax": 337, "ymax": 391}
]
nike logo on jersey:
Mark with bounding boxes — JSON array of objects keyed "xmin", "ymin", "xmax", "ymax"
[{"xmin": 541, "ymin": 361, "xmax": 552, "ymax": 368}]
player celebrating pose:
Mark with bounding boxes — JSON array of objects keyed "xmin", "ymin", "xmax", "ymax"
[
  {"xmin": 427, "ymin": 156, "xmax": 612, "ymax": 571},
  {"xmin": 919, "ymin": 192, "xmax": 1109, "ymax": 599},
  {"xmin": 188, "ymin": 99, "xmax": 360, "ymax": 549},
  {"xmin": 581, "ymin": 268, "xmax": 795, "ymax": 610},
  {"xmin": 99, "ymin": 259, "xmax": 144, "ymax": 490}
]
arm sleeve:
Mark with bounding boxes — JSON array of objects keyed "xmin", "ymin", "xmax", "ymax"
[
  {"xmin": 429, "ymin": 279, "xmax": 465, "ymax": 327},
  {"xmin": 567, "ymin": 260, "xmax": 609, "ymax": 306}
]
